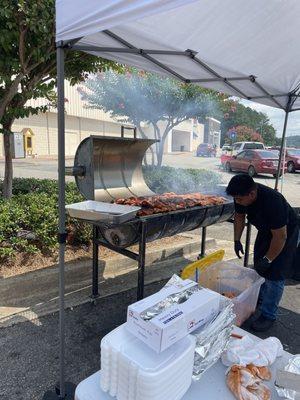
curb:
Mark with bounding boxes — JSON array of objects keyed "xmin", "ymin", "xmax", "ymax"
[{"xmin": 0, "ymin": 236, "xmax": 217, "ymax": 327}]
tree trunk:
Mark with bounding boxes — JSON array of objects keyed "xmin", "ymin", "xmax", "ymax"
[
  {"xmin": 136, "ymin": 124, "xmax": 156, "ymax": 167},
  {"xmin": 157, "ymin": 144, "xmax": 164, "ymax": 166},
  {"xmin": 2, "ymin": 122, "xmax": 13, "ymax": 199}
]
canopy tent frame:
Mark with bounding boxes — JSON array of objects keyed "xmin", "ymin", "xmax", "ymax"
[
  {"xmin": 50, "ymin": 20, "xmax": 298, "ymax": 396},
  {"xmin": 67, "ymin": 31, "xmax": 299, "ymax": 110}
]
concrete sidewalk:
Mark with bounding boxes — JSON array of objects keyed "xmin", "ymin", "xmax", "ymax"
[{"xmin": 0, "ymin": 234, "xmax": 242, "ymax": 327}]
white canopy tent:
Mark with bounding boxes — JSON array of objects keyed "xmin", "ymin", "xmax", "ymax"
[{"xmin": 52, "ymin": 1, "xmax": 300, "ymax": 398}]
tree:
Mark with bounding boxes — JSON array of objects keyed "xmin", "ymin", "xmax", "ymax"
[
  {"xmin": 220, "ymin": 102, "xmax": 277, "ymax": 146},
  {"xmin": 0, "ymin": 1, "xmax": 117, "ymax": 198},
  {"xmin": 227, "ymin": 125, "xmax": 263, "ymax": 143},
  {"xmin": 79, "ymin": 70, "xmax": 228, "ymax": 166},
  {"xmin": 286, "ymin": 135, "xmax": 300, "ymax": 148}
]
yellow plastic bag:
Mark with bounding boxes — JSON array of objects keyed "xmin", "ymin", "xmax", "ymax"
[{"xmin": 181, "ymin": 250, "xmax": 225, "ymax": 282}]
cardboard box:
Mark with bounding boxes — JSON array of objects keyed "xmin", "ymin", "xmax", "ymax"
[{"xmin": 126, "ymin": 279, "xmax": 220, "ymax": 353}]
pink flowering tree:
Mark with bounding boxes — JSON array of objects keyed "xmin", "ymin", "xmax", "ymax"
[{"xmin": 227, "ymin": 125, "xmax": 263, "ymax": 143}]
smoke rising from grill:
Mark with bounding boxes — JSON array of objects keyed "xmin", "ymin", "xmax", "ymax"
[
  {"xmin": 143, "ymin": 166, "xmax": 224, "ymax": 197},
  {"xmin": 79, "ymin": 69, "xmax": 225, "ymax": 194}
]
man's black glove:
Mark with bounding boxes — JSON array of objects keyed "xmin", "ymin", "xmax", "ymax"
[
  {"xmin": 234, "ymin": 240, "xmax": 244, "ymax": 259},
  {"xmin": 254, "ymin": 257, "xmax": 271, "ymax": 276}
]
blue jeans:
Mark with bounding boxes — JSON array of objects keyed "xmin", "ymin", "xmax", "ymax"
[{"xmin": 258, "ymin": 279, "xmax": 285, "ymax": 320}]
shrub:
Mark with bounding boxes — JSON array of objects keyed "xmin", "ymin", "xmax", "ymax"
[
  {"xmin": 0, "ymin": 177, "xmax": 79, "ymax": 196},
  {"xmin": 0, "ymin": 179, "xmax": 90, "ymax": 261},
  {"xmin": 0, "ymin": 167, "xmax": 222, "ymax": 262}
]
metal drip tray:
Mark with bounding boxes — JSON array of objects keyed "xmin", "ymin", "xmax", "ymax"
[{"xmin": 66, "ymin": 200, "xmax": 140, "ymax": 224}]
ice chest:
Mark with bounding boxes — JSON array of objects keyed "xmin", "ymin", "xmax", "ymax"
[
  {"xmin": 126, "ymin": 279, "xmax": 220, "ymax": 352},
  {"xmin": 198, "ymin": 261, "xmax": 264, "ymax": 326}
]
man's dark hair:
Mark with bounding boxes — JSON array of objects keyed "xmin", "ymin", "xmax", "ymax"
[{"xmin": 226, "ymin": 174, "xmax": 257, "ymax": 196}]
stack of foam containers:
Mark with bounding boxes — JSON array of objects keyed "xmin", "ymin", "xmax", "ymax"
[{"xmin": 100, "ymin": 324, "xmax": 196, "ymax": 400}]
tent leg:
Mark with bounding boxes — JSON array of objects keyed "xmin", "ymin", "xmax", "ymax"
[
  {"xmin": 43, "ymin": 45, "xmax": 74, "ymax": 400},
  {"xmin": 275, "ymin": 110, "xmax": 290, "ymax": 191},
  {"xmin": 57, "ymin": 45, "xmax": 67, "ymax": 400}
]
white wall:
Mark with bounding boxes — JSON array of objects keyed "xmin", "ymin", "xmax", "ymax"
[{"xmin": 0, "ymin": 111, "xmax": 123, "ymax": 158}]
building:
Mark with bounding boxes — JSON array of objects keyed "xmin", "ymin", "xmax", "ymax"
[
  {"xmin": 204, "ymin": 117, "xmax": 221, "ymax": 148},
  {"xmin": 0, "ymin": 82, "xmax": 205, "ymax": 158}
]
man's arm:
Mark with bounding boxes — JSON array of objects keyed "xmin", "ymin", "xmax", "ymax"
[
  {"xmin": 265, "ymin": 226, "xmax": 287, "ymax": 261},
  {"xmin": 234, "ymin": 212, "xmax": 246, "ymax": 241}
]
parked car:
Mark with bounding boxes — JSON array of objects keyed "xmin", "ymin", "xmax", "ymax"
[
  {"xmin": 286, "ymin": 148, "xmax": 300, "ymax": 172},
  {"xmin": 225, "ymin": 149, "xmax": 286, "ymax": 178},
  {"xmin": 196, "ymin": 143, "xmax": 217, "ymax": 157},
  {"xmin": 231, "ymin": 141, "xmax": 265, "ymax": 155},
  {"xmin": 221, "ymin": 144, "xmax": 232, "ymax": 153},
  {"xmin": 265, "ymin": 147, "xmax": 300, "ymax": 173},
  {"xmin": 220, "ymin": 153, "xmax": 232, "ymax": 168}
]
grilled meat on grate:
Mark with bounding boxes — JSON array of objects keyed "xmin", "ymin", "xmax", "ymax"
[{"xmin": 115, "ymin": 192, "xmax": 226, "ymax": 216}]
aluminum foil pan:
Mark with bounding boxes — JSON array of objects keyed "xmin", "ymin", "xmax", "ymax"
[
  {"xmin": 276, "ymin": 355, "xmax": 300, "ymax": 399},
  {"xmin": 150, "ymin": 275, "xmax": 236, "ymax": 380},
  {"xmin": 191, "ymin": 297, "xmax": 236, "ymax": 380}
]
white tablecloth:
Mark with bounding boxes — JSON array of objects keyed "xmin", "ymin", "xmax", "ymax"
[{"xmin": 75, "ymin": 327, "xmax": 291, "ymax": 400}]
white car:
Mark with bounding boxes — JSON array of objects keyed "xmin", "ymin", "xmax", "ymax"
[{"xmin": 232, "ymin": 141, "xmax": 265, "ymax": 155}]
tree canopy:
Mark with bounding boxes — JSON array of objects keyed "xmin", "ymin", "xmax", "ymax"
[
  {"xmin": 79, "ymin": 69, "xmax": 229, "ymax": 165},
  {"xmin": 220, "ymin": 102, "xmax": 278, "ymax": 146},
  {"xmin": 0, "ymin": 0, "xmax": 117, "ymax": 197},
  {"xmin": 227, "ymin": 125, "xmax": 263, "ymax": 143}
]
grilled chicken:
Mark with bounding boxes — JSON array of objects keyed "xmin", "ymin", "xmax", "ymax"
[{"xmin": 115, "ymin": 193, "xmax": 226, "ymax": 216}]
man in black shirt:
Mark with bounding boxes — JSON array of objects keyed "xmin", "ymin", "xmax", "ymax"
[{"xmin": 226, "ymin": 174, "xmax": 298, "ymax": 332}]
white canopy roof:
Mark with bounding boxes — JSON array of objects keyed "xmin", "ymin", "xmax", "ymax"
[{"xmin": 56, "ymin": 0, "xmax": 300, "ymax": 111}]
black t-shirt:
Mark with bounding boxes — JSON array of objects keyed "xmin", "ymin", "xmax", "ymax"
[{"xmin": 235, "ymin": 184, "xmax": 297, "ymax": 237}]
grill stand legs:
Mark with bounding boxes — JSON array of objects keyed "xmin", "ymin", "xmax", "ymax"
[
  {"xmin": 92, "ymin": 226, "xmax": 99, "ymax": 299},
  {"xmin": 200, "ymin": 227, "xmax": 207, "ymax": 258},
  {"xmin": 194, "ymin": 227, "xmax": 207, "ymax": 282},
  {"xmin": 137, "ymin": 222, "xmax": 147, "ymax": 300},
  {"xmin": 91, "ymin": 221, "xmax": 147, "ymax": 302}
]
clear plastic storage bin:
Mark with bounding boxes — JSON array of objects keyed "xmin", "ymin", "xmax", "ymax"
[{"xmin": 198, "ymin": 261, "xmax": 264, "ymax": 326}]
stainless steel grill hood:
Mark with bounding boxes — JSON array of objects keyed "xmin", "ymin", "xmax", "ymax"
[{"xmin": 67, "ymin": 135, "xmax": 156, "ymax": 202}]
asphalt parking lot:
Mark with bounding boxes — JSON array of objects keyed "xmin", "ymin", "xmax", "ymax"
[{"xmin": 0, "ymin": 279, "xmax": 299, "ymax": 400}]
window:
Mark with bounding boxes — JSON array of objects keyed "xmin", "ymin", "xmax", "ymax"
[
  {"xmin": 244, "ymin": 150, "xmax": 254, "ymax": 159},
  {"xmin": 236, "ymin": 151, "xmax": 246, "ymax": 159},
  {"xmin": 233, "ymin": 143, "xmax": 242, "ymax": 151},
  {"xmin": 288, "ymin": 149, "xmax": 300, "ymax": 156},
  {"xmin": 256, "ymin": 150, "xmax": 278, "ymax": 158},
  {"xmin": 244, "ymin": 142, "xmax": 264, "ymax": 149}
]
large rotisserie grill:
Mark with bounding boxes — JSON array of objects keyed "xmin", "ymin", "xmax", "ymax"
[
  {"xmin": 67, "ymin": 135, "xmax": 234, "ymax": 299},
  {"xmin": 68, "ymin": 136, "xmax": 234, "ymax": 248}
]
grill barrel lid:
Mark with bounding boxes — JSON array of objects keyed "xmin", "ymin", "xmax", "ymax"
[{"xmin": 66, "ymin": 135, "xmax": 156, "ymax": 202}]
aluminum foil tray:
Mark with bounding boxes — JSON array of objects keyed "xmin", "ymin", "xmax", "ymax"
[{"xmin": 66, "ymin": 200, "xmax": 140, "ymax": 224}]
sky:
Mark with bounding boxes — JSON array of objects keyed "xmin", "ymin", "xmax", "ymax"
[{"xmin": 241, "ymin": 99, "xmax": 300, "ymax": 138}]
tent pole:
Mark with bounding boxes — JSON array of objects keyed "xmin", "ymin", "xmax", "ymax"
[
  {"xmin": 43, "ymin": 43, "xmax": 75, "ymax": 400},
  {"xmin": 280, "ymin": 136, "xmax": 287, "ymax": 193},
  {"xmin": 57, "ymin": 45, "xmax": 66, "ymax": 399},
  {"xmin": 275, "ymin": 108, "xmax": 290, "ymax": 191}
]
